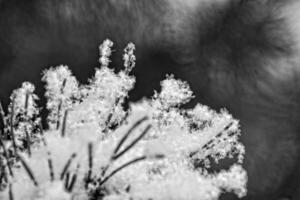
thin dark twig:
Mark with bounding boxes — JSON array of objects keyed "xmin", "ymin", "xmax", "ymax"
[
  {"xmin": 113, "ymin": 116, "xmax": 148, "ymax": 155},
  {"xmin": 0, "ymin": 100, "xmax": 7, "ymax": 138},
  {"xmin": 39, "ymin": 121, "xmax": 47, "ymax": 146},
  {"xmin": 100, "ymin": 120, "xmax": 150, "ymax": 178},
  {"xmin": 112, "ymin": 124, "xmax": 151, "ymax": 161},
  {"xmin": 23, "ymin": 92, "xmax": 31, "ymax": 157},
  {"xmin": 17, "ymin": 153, "xmax": 38, "ymax": 186},
  {"xmin": 61, "ymin": 79, "xmax": 67, "ymax": 94},
  {"xmin": 56, "ymin": 102, "xmax": 62, "ymax": 130},
  {"xmin": 24, "ymin": 92, "xmax": 29, "ymax": 114},
  {"xmin": 85, "ymin": 142, "xmax": 93, "ymax": 188},
  {"xmin": 8, "ymin": 183, "xmax": 14, "ymax": 200},
  {"xmin": 99, "ymin": 156, "xmax": 146, "ymax": 186},
  {"xmin": 10, "ymin": 98, "xmax": 17, "ymax": 155},
  {"xmin": 47, "ymin": 152, "xmax": 55, "ymax": 181},
  {"xmin": 68, "ymin": 164, "xmax": 80, "ymax": 192},
  {"xmin": 116, "ymin": 111, "xmax": 129, "ymax": 129},
  {"xmin": 0, "ymin": 137, "xmax": 13, "ymax": 177},
  {"xmin": 104, "ymin": 97, "xmax": 121, "ymax": 131},
  {"xmin": 25, "ymin": 129, "xmax": 31, "ymax": 157},
  {"xmin": 88, "ymin": 143, "xmax": 93, "ymax": 174},
  {"xmin": 56, "ymin": 79, "xmax": 67, "ymax": 130},
  {"xmin": 39, "ymin": 121, "xmax": 44, "ymax": 135},
  {"xmin": 100, "ymin": 165, "xmax": 109, "ymax": 177},
  {"xmin": 68, "ymin": 173, "xmax": 77, "ymax": 192},
  {"xmin": 37, "ymin": 124, "xmax": 55, "ymax": 181},
  {"xmin": 60, "ymin": 153, "xmax": 77, "ymax": 180},
  {"xmin": 190, "ymin": 121, "xmax": 234, "ymax": 157},
  {"xmin": 65, "ymin": 172, "xmax": 70, "ymax": 190},
  {"xmin": 61, "ymin": 110, "xmax": 69, "ymax": 137}
]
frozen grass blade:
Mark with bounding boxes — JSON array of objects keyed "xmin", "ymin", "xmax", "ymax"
[
  {"xmin": 60, "ymin": 153, "xmax": 77, "ymax": 180},
  {"xmin": 17, "ymin": 153, "xmax": 38, "ymax": 186}
]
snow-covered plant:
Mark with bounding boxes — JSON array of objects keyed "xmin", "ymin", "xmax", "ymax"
[
  {"xmin": 97, "ymin": 78, "xmax": 246, "ymax": 200},
  {"xmin": 7, "ymin": 82, "xmax": 41, "ymax": 154},
  {"xmin": 42, "ymin": 66, "xmax": 80, "ymax": 130},
  {"xmin": 99, "ymin": 39, "xmax": 114, "ymax": 68},
  {"xmin": 64, "ymin": 40, "xmax": 135, "ymax": 135},
  {"xmin": 0, "ymin": 39, "xmax": 247, "ymax": 200},
  {"xmin": 123, "ymin": 42, "xmax": 136, "ymax": 74}
]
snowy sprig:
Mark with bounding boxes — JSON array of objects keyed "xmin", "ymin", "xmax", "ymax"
[
  {"xmin": 99, "ymin": 39, "xmax": 114, "ymax": 68},
  {"xmin": 154, "ymin": 75, "xmax": 194, "ymax": 108},
  {"xmin": 149, "ymin": 75, "xmax": 194, "ymax": 129},
  {"xmin": 42, "ymin": 65, "xmax": 79, "ymax": 130},
  {"xmin": 123, "ymin": 43, "xmax": 136, "ymax": 74},
  {"xmin": 9, "ymin": 82, "xmax": 39, "ymax": 119},
  {"xmin": 213, "ymin": 164, "xmax": 247, "ymax": 198},
  {"xmin": 7, "ymin": 82, "xmax": 40, "ymax": 153},
  {"xmin": 67, "ymin": 40, "xmax": 135, "ymax": 134}
]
